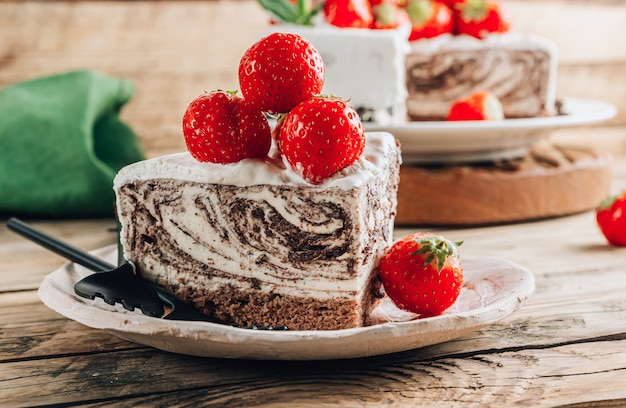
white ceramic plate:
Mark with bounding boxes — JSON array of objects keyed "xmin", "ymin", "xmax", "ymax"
[
  {"xmin": 364, "ymin": 97, "xmax": 617, "ymax": 164},
  {"xmin": 38, "ymin": 245, "xmax": 535, "ymax": 360}
]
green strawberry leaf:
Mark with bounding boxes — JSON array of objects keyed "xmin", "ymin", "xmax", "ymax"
[
  {"xmin": 258, "ymin": 0, "xmax": 322, "ymax": 25},
  {"xmin": 411, "ymin": 235, "xmax": 463, "ymax": 273},
  {"xmin": 460, "ymin": 0, "xmax": 488, "ymax": 22},
  {"xmin": 598, "ymin": 193, "xmax": 621, "ymax": 211},
  {"xmin": 406, "ymin": 0, "xmax": 434, "ymax": 26}
]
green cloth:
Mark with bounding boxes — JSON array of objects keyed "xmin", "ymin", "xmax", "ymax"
[{"xmin": 0, "ymin": 70, "xmax": 145, "ymax": 217}]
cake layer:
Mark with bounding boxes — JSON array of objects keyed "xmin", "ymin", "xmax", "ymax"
[
  {"xmin": 114, "ymin": 132, "xmax": 401, "ymax": 330},
  {"xmin": 406, "ymin": 33, "xmax": 558, "ymax": 120}
]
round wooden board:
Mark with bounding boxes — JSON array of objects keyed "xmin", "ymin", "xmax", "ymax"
[{"xmin": 395, "ymin": 142, "xmax": 613, "ymax": 226}]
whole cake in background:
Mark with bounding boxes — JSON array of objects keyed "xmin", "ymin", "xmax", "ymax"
[
  {"xmin": 114, "ymin": 32, "xmax": 402, "ymax": 331},
  {"xmin": 260, "ymin": 0, "xmax": 559, "ymax": 123}
]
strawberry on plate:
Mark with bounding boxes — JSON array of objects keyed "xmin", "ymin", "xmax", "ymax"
[
  {"xmin": 278, "ymin": 96, "xmax": 365, "ymax": 184},
  {"xmin": 405, "ymin": 0, "xmax": 454, "ymax": 41},
  {"xmin": 324, "ymin": 0, "xmax": 374, "ymax": 28},
  {"xmin": 238, "ymin": 32, "xmax": 325, "ymax": 114},
  {"xmin": 446, "ymin": 91, "xmax": 504, "ymax": 121},
  {"xmin": 182, "ymin": 91, "xmax": 271, "ymax": 163},
  {"xmin": 596, "ymin": 191, "xmax": 626, "ymax": 246},
  {"xmin": 378, "ymin": 232, "xmax": 464, "ymax": 317},
  {"xmin": 455, "ymin": 0, "xmax": 510, "ymax": 39}
]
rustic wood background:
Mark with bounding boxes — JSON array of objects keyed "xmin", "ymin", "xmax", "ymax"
[{"xmin": 1, "ymin": 0, "xmax": 625, "ymax": 157}]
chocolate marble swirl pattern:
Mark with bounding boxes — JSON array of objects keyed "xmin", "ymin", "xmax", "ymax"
[
  {"xmin": 117, "ymin": 180, "xmax": 392, "ymax": 300},
  {"xmin": 406, "ymin": 48, "xmax": 552, "ymax": 120}
]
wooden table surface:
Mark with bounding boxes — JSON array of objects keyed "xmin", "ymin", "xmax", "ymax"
[{"xmin": 1, "ymin": 153, "xmax": 625, "ymax": 407}]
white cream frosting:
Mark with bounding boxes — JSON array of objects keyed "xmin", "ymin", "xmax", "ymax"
[{"xmin": 114, "ymin": 131, "xmax": 397, "ymax": 190}]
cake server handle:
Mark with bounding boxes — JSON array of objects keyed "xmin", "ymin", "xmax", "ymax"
[
  {"xmin": 7, "ymin": 217, "xmax": 166, "ymax": 317},
  {"xmin": 7, "ymin": 217, "xmax": 113, "ymax": 273}
]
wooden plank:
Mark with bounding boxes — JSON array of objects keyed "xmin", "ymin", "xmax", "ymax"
[
  {"xmin": 557, "ymin": 64, "xmax": 626, "ymax": 119},
  {"xmin": 422, "ymin": 212, "xmax": 626, "ymax": 278},
  {"xmin": 0, "ymin": 291, "xmax": 140, "ymax": 361},
  {"xmin": 0, "ymin": 219, "xmax": 117, "ymax": 291},
  {"xmin": 504, "ymin": 0, "xmax": 626, "ymax": 64},
  {"xmin": 0, "ymin": 1, "xmax": 268, "ymax": 156},
  {"xmin": 552, "ymin": 125, "xmax": 626, "ymax": 156},
  {"xmin": 1, "ymin": 337, "xmax": 625, "ymax": 407}
]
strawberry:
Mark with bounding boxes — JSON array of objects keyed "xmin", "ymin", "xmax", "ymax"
[
  {"xmin": 439, "ymin": 0, "xmax": 464, "ymax": 6},
  {"xmin": 324, "ymin": 0, "xmax": 374, "ymax": 28},
  {"xmin": 455, "ymin": 0, "xmax": 510, "ymax": 39},
  {"xmin": 378, "ymin": 232, "xmax": 464, "ymax": 317},
  {"xmin": 406, "ymin": 0, "xmax": 454, "ymax": 41},
  {"xmin": 278, "ymin": 96, "xmax": 365, "ymax": 184},
  {"xmin": 369, "ymin": 0, "xmax": 399, "ymax": 7},
  {"xmin": 446, "ymin": 91, "xmax": 504, "ymax": 121},
  {"xmin": 596, "ymin": 191, "xmax": 626, "ymax": 246},
  {"xmin": 370, "ymin": 0, "xmax": 411, "ymax": 29},
  {"xmin": 182, "ymin": 91, "xmax": 271, "ymax": 163},
  {"xmin": 238, "ymin": 32, "xmax": 325, "ymax": 114}
]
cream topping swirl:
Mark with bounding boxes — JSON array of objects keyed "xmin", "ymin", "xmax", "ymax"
[{"xmin": 114, "ymin": 132, "xmax": 397, "ymax": 190}]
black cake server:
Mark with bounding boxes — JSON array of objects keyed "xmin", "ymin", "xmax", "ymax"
[{"xmin": 7, "ymin": 217, "xmax": 218, "ymax": 322}]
